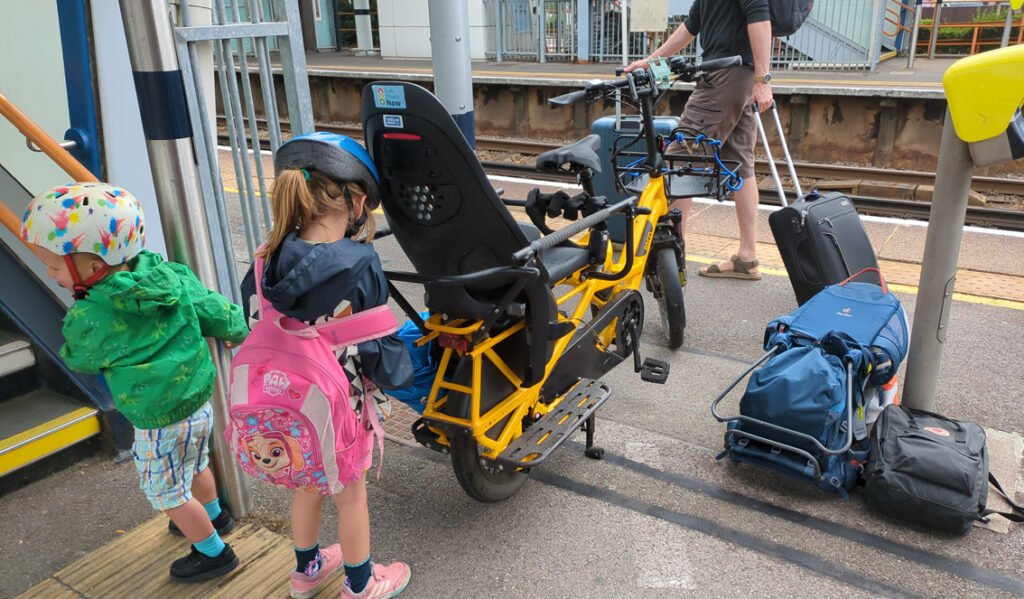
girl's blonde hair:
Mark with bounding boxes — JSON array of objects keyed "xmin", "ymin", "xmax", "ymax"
[{"xmin": 258, "ymin": 168, "xmax": 377, "ymax": 258}]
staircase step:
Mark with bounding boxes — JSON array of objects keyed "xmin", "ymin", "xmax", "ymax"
[
  {"xmin": 494, "ymin": 378, "xmax": 611, "ymax": 469},
  {"xmin": 0, "ymin": 332, "xmax": 35, "ymax": 378},
  {"xmin": 0, "ymin": 390, "xmax": 100, "ymax": 477}
]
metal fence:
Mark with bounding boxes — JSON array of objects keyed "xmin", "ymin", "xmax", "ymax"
[
  {"xmin": 485, "ymin": 0, "xmax": 904, "ymax": 70},
  {"xmin": 172, "ymin": 0, "xmax": 314, "ymax": 298}
]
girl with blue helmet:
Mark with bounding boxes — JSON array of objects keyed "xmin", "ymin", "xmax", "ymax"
[{"xmin": 240, "ymin": 132, "xmax": 413, "ymax": 599}]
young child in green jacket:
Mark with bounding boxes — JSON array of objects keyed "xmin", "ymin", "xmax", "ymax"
[{"xmin": 20, "ymin": 182, "xmax": 249, "ymax": 583}]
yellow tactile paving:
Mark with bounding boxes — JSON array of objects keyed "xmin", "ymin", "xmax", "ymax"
[{"xmin": 687, "ymin": 236, "xmax": 1024, "ymax": 307}]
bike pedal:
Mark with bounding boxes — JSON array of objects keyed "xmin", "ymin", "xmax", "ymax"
[{"xmin": 639, "ymin": 358, "xmax": 670, "ymax": 384}]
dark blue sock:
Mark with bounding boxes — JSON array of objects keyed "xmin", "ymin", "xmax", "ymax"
[
  {"xmin": 344, "ymin": 556, "xmax": 372, "ymax": 593},
  {"xmin": 295, "ymin": 543, "xmax": 321, "ymax": 575}
]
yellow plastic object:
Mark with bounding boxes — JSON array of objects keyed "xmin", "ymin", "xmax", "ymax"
[
  {"xmin": 1014, "ymin": 0, "xmax": 1022, "ymax": 10},
  {"xmin": 942, "ymin": 45, "xmax": 1024, "ymax": 143}
]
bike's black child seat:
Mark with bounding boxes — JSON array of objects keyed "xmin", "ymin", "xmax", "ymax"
[{"xmin": 361, "ymin": 81, "xmax": 590, "ymax": 321}]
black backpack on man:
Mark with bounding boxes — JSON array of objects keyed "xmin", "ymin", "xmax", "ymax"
[{"xmin": 769, "ymin": 0, "xmax": 814, "ymax": 37}]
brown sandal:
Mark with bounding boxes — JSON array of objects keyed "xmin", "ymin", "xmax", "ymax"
[{"xmin": 699, "ymin": 254, "xmax": 761, "ymax": 280}]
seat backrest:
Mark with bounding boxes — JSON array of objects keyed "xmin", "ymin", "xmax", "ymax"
[{"xmin": 361, "ymin": 81, "xmax": 537, "ymax": 319}]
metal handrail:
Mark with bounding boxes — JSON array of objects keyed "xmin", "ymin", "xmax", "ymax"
[
  {"xmin": 0, "ymin": 93, "xmax": 96, "ymax": 183},
  {"xmin": 0, "ymin": 92, "xmax": 97, "ymax": 248}
]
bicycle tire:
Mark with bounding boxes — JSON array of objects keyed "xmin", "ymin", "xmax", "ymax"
[
  {"xmin": 446, "ymin": 356, "xmax": 529, "ymax": 503},
  {"xmin": 655, "ymin": 247, "xmax": 686, "ymax": 349}
]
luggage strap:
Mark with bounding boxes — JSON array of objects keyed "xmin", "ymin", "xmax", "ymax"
[
  {"xmin": 838, "ymin": 267, "xmax": 888, "ymax": 294},
  {"xmin": 984, "ymin": 473, "xmax": 1024, "ymax": 523}
]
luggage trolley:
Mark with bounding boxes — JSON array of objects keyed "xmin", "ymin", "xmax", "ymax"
[{"xmin": 711, "ymin": 271, "xmax": 909, "ymax": 497}]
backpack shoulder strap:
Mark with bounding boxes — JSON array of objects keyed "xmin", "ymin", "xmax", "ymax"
[
  {"xmin": 253, "ymin": 252, "xmax": 281, "ymax": 320},
  {"xmin": 315, "ymin": 305, "xmax": 399, "ymax": 350},
  {"xmin": 984, "ymin": 472, "xmax": 1024, "ymax": 523}
]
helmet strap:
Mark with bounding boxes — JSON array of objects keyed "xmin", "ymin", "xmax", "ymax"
[
  {"xmin": 343, "ymin": 187, "xmax": 368, "ymax": 238},
  {"xmin": 64, "ymin": 254, "xmax": 110, "ymax": 300}
]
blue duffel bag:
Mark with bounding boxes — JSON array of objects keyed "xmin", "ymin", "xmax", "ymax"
[
  {"xmin": 386, "ymin": 314, "xmax": 437, "ymax": 414},
  {"xmin": 723, "ymin": 338, "xmax": 869, "ymax": 499}
]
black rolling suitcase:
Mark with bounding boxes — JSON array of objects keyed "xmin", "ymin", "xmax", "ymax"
[
  {"xmin": 769, "ymin": 191, "xmax": 880, "ymax": 305},
  {"xmin": 756, "ymin": 104, "xmax": 879, "ymax": 305}
]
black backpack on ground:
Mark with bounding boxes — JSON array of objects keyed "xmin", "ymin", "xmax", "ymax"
[
  {"xmin": 770, "ymin": 0, "xmax": 814, "ymax": 37},
  {"xmin": 863, "ymin": 405, "xmax": 1024, "ymax": 535}
]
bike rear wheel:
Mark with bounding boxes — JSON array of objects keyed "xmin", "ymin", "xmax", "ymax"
[
  {"xmin": 654, "ymin": 247, "xmax": 685, "ymax": 349},
  {"xmin": 446, "ymin": 355, "xmax": 529, "ymax": 503}
]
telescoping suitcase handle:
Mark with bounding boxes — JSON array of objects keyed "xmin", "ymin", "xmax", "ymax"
[{"xmin": 753, "ymin": 101, "xmax": 802, "ymax": 208}]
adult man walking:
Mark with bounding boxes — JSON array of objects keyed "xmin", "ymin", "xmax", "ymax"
[{"xmin": 627, "ymin": 0, "xmax": 773, "ymax": 281}]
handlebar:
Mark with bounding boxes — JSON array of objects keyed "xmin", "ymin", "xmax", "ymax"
[
  {"xmin": 512, "ymin": 197, "xmax": 636, "ymax": 263},
  {"xmin": 548, "ymin": 89, "xmax": 589, "ymax": 106},
  {"xmin": 678, "ymin": 55, "xmax": 743, "ymax": 74},
  {"xmin": 547, "ymin": 55, "xmax": 743, "ymax": 108}
]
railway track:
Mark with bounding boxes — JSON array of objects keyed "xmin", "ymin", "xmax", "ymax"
[
  {"xmin": 216, "ymin": 118, "xmax": 1024, "ymax": 231},
  {"xmin": 482, "ymin": 162, "xmax": 1024, "ymax": 231}
]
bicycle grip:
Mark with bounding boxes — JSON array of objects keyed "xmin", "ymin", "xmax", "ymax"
[
  {"xmin": 548, "ymin": 89, "xmax": 587, "ymax": 107},
  {"xmin": 699, "ymin": 55, "xmax": 743, "ymax": 72}
]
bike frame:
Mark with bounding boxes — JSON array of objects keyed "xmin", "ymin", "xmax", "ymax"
[
  {"xmin": 409, "ymin": 62, "xmax": 730, "ymax": 462},
  {"xmin": 415, "ymin": 88, "xmax": 674, "ymax": 460}
]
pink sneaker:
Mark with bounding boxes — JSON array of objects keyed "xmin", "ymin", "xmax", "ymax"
[
  {"xmin": 341, "ymin": 562, "xmax": 411, "ymax": 599},
  {"xmin": 290, "ymin": 544, "xmax": 344, "ymax": 599}
]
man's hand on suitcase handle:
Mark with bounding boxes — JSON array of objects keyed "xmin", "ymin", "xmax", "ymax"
[{"xmin": 752, "ymin": 81, "xmax": 773, "ymax": 114}]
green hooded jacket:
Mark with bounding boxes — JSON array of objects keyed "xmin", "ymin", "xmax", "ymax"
[{"xmin": 60, "ymin": 250, "xmax": 249, "ymax": 429}]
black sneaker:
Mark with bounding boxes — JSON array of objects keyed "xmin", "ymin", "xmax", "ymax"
[
  {"xmin": 168, "ymin": 510, "xmax": 235, "ymax": 537},
  {"xmin": 169, "ymin": 543, "xmax": 239, "ymax": 583}
]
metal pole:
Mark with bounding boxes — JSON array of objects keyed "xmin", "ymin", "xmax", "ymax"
[
  {"xmin": 907, "ymin": 0, "xmax": 924, "ymax": 68},
  {"xmin": 496, "ymin": 0, "xmax": 505, "ymax": 62},
  {"xmin": 577, "ymin": 0, "xmax": 590, "ymax": 61},
  {"xmin": 1001, "ymin": 2, "xmax": 1015, "ymax": 48},
  {"xmin": 428, "ymin": 0, "xmax": 476, "ymax": 147},
  {"xmin": 902, "ymin": 111, "xmax": 975, "ymax": 411},
  {"xmin": 539, "ymin": 0, "xmax": 546, "ymax": 62},
  {"xmin": 869, "ymin": 0, "xmax": 885, "ymax": 72},
  {"xmin": 928, "ymin": 0, "xmax": 942, "ymax": 59},
  {"xmin": 354, "ymin": 0, "xmax": 374, "ymax": 55},
  {"xmin": 621, "ymin": 0, "xmax": 628, "ymax": 65},
  {"xmin": 117, "ymin": 0, "xmax": 252, "ymax": 518}
]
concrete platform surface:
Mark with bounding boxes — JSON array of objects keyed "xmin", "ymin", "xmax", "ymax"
[{"xmin": 294, "ymin": 52, "xmax": 954, "ymax": 99}]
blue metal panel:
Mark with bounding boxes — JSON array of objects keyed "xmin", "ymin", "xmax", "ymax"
[{"xmin": 55, "ymin": 0, "xmax": 101, "ymax": 179}]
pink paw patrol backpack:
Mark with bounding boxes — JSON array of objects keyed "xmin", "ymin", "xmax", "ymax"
[{"xmin": 225, "ymin": 254, "xmax": 399, "ymax": 495}]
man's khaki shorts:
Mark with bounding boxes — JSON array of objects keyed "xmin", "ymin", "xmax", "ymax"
[{"xmin": 677, "ymin": 65, "xmax": 757, "ymax": 179}]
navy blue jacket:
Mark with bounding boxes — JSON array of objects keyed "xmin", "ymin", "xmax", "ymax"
[{"xmin": 241, "ymin": 232, "xmax": 413, "ymax": 390}]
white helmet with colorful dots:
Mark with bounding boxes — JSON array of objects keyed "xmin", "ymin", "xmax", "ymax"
[{"xmin": 20, "ymin": 182, "xmax": 146, "ymax": 266}]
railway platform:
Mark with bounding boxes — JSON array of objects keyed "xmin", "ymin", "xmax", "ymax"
[
  {"xmin": 297, "ymin": 51, "xmax": 952, "ymax": 99},
  {"xmin": 6, "ymin": 157, "xmax": 1024, "ymax": 598}
]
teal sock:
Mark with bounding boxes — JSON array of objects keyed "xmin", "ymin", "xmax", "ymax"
[
  {"xmin": 194, "ymin": 530, "xmax": 225, "ymax": 558},
  {"xmin": 203, "ymin": 498, "xmax": 222, "ymax": 521},
  {"xmin": 344, "ymin": 556, "xmax": 372, "ymax": 594}
]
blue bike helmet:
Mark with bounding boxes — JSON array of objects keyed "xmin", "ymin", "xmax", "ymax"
[{"xmin": 274, "ymin": 132, "xmax": 381, "ymax": 206}]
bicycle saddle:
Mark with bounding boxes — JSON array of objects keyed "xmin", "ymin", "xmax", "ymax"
[{"xmin": 535, "ymin": 134, "xmax": 603, "ymax": 173}]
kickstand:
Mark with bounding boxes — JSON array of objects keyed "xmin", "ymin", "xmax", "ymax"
[{"xmin": 583, "ymin": 414, "xmax": 604, "ymax": 460}]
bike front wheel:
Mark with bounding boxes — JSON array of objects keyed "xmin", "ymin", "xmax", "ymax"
[{"xmin": 654, "ymin": 247, "xmax": 686, "ymax": 349}]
